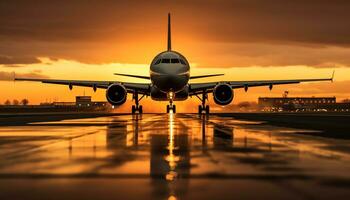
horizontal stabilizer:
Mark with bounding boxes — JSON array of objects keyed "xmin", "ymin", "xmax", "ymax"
[
  {"xmin": 190, "ymin": 74, "xmax": 224, "ymax": 79},
  {"xmin": 114, "ymin": 73, "xmax": 150, "ymax": 80}
]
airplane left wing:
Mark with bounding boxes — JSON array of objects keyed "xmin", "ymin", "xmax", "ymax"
[
  {"xmin": 189, "ymin": 75, "xmax": 334, "ymax": 95},
  {"xmin": 14, "ymin": 78, "xmax": 151, "ymax": 95}
]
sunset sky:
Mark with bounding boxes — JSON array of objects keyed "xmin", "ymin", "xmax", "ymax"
[{"xmin": 1, "ymin": 0, "xmax": 350, "ymax": 112}]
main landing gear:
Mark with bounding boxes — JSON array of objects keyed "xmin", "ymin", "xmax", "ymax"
[
  {"xmin": 196, "ymin": 91, "xmax": 210, "ymax": 114},
  {"xmin": 198, "ymin": 105, "xmax": 209, "ymax": 114},
  {"xmin": 166, "ymin": 100, "xmax": 176, "ymax": 113},
  {"xmin": 132, "ymin": 91, "xmax": 145, "ymax": 114}
]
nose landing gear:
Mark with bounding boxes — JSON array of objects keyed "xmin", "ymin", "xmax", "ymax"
[
  {"xmin": 166, "ymin": 104, "xmax": 176, "ymax": 113},
  {"xmin": 166, "ymin": 99, "xmax": 176, "ymax": 113}
]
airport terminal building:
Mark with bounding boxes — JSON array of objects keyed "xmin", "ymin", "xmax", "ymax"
[{"xmin": 259, "ymin": 96, "xmax": 350, "ymax": 112}]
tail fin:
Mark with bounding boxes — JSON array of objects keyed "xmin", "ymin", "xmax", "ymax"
[{"xmin": 167, "ymin": 13, "xmax": 171, "ymax": 51}]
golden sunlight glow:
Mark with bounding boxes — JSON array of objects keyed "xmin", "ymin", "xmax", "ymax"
[
  {"xmin": 165, "ymin": 113, "xmax": 179, "ymax": 181},
  {"xmin": 1, "ymin": 57, "xmax": 350, "ymax": 111}
]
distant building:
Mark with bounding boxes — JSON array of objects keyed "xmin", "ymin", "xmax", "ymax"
[
  {"xmin": 52, "ymin": 96, "xmax": 108, "ymax": 108},
  {"xmin": 1, "ymin": 96, "xmax": 110, "ymax": 113},
  {"xmin": 259, "ymin": 96, "xmax": 350, "ymax": 112},
  {"xmin": 76, "ymin": 96, "xmax": 92, "ymax": 107}
]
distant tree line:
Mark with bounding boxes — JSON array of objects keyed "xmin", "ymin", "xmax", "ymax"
[{"xmin": 3, "ymin": 99, "xmax": 29, "ymax": 106}]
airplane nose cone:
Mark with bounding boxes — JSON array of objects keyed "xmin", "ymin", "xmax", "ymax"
[
  {"xmin": 152, "ymin": 73, "xmax": 189, "ymax": 92},
  {"xmin": 168, "ymin": 74, "xmax": 179, "ymax": 85},
  {"xmin": 151, "ymin": 63, "xmax": 189, "ymax": 92}
]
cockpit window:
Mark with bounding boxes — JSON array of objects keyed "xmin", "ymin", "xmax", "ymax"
[
  {"xmin": 154, "ymin": 59, "xmax": 161, "ymax": 65},
  {"xmin": 162, "ymin": 58, "xmax": 170, "ymax": 63},
  {"xmin": 171, "ymin": 59, "xmax": 179, "ymax": 63},
  {"xmin": 159, "ymin": 58, "xmax": 185, "ymax": 64}
]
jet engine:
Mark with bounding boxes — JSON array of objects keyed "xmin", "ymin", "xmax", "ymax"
[
  {"xmin": 213, "ymin": 83, "xmax": 234, "ymax": 105},
  {"xmin": 106, "ymin": 83, "xmax": 127, "ymax": 105}
]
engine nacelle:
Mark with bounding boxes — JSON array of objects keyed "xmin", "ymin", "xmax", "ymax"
[
  {"xmin": 106, "ymin": 83, "xmax": 127, "ymax": 105},
  {"xmin": 213, "ymin": 83, "xmax": 234, "ymax": 105}
]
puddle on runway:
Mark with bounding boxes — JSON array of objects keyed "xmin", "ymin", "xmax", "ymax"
[{"xmin": 0, "ymin": 114, "xmax": 350, "ymax": 199}]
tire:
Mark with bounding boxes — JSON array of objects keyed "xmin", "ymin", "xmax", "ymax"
[
  {"xmin": 173, "ymin": 105, "xmax": 176, "ymax": 113},
  {"xmin": 198, "ymin": 105, "xmax": 202, "ymax": 114},
  {"xmin": 132, "ymin": 105, "xmax": 136, "ymax": 114},
  {"xmin": 139, "ymin": 105, "xmax": 143, "ymax": 114},
  {"xmin": 166, "ymin": 105, "xmax": 170, "ymax": 113},
  {"xmin": 205, "ymin": 105, "xmax": 210, "ymax": 114}
]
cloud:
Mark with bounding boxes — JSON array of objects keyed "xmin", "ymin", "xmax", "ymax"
[
  {"xmin": 0, "ymin": 0, "xmax": 350, "ymax": 66},
  {"xmin": 2, "ymin": 65, "xmax": 27, "ymax": 68},
  {"xmin": 0, "ymin": 0, "xmax": 349, "ymax": 45},
  {"xmin": 0, "ymin": 55, "xmax": 41, "ymax": 65},
  {"xmin": 286, "ymin": 81, "xmax": 350, "ymax": 95},
  {"xmin": 0, "ymin": 70, "xmax": 49, "ymax": 81},
  {"xmin": 192, "ymin": 43, "xmax": 350, "ymax": 68}
]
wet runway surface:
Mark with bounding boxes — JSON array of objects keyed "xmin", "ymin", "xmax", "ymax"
[{"xmin": 0, "ymin": 114, "xmax": 350, "ymax": 199}]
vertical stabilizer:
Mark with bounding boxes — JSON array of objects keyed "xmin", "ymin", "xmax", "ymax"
[{"xmin": 167, "ymin": 13, "xmax": 171, "ymax": 51}]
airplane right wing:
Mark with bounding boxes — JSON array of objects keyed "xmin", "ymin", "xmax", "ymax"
[{"xmin": 189, "ymin": 73, "xmax": 334, "ymax": 95}]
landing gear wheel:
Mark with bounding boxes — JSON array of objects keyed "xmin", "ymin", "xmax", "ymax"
[
  {"xmin": 198, "ymin": 105, "xmax": 203, "ymax": 114},
  {"xmin": 139, "ymin": 105, "xmax": 143, "ymax": 114},
  {"xmin": 131, "ymin": 91, "xmax": 145, "ymax": 114},
  {"xmin": 132, "ymin": 105, "xmax": 136, "ymax": 114},
  {"xmin": 205, "ymin": 105, "xmax": 210, "ymax": 114},
  {"xmin": 132, "ymin": 105, "xmax": 143, "ymax": 114},
  {"xmin": 166, "ymin": 105, "xmax": 176, "ymax": 113}
]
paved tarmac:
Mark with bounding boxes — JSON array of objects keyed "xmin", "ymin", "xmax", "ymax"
[{"xmin": 0, "ymin": 113, "xmax": 350, "ymax": 200}]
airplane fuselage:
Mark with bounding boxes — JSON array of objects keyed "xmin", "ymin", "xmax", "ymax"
[{"xmin": 150, "ymin": 51, "xmax": 190, "ymax": 101}]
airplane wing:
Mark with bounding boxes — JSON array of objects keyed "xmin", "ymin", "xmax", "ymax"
[
  {"xmin": 114, "ymin": 73, "xmax": 150, "ymax": 80},
  {"xmin": 14, "ymin": 78, "xmax": 151, "ymax": 95},
  {"xmin": 190, "ymin": 74, "xmax": 224, "ymax": 79},
  {"xmin": 189, "ymin": 74, "xmax": 334, "ymax": 95}
]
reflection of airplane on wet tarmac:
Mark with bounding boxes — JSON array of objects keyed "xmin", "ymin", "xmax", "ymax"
[
  {"xmin": 102, "ymin": 115, "xmax": 234, "ymax": 199},
  {"xmin": 15, "ymin": 13, "xmax": 334, "ymax": 114}
]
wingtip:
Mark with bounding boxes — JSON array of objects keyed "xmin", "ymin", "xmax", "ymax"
[{"xmin": 331, "ymin": 70, "xmax": 335, "ymax": 82}]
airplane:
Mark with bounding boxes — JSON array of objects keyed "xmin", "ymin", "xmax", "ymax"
[{"xmin": 15, "ymin": 13, "xmax": 334, "ymax": 114}]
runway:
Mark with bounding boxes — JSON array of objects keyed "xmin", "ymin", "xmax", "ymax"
[{"xmin": 0, "ymin": 113, "xmax": 350, "ymax": 199}]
